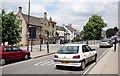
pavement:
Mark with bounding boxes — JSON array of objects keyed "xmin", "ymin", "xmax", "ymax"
[
  {"xmin": 88, "ymin": 44, "xmax": 118, "ymax": 74},
  {"xmin": 20, "ymin": 44, "xmax": 61, "ymax": 58}
]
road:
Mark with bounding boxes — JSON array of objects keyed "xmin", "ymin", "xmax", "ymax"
[{"xmin": 1, "ymin": 45, "xmax": 110, "ymax": 74}]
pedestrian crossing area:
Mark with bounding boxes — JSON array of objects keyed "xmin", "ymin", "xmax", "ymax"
[{"xmin": 34, "ymin": 60, "xmax": 55, "ymax": 66}]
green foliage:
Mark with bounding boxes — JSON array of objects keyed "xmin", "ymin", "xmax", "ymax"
[
  {"xmin": 1, "ymin": 9, "xmax": 20, "ymax": 45},
  {"xmin": 71, "ymin": 38, "xmax": 81, "ymax": 42},
  {"xmin": 113, "ymin": 27, "xmax": 119, "ymax": 34},
  {"xmin": 82, "ymin": 15, "xmax": 107, "ymax": 40},
  {"xmin": 15, "ymin": 43, "xmax": 23, "ymax": 46},
  {"xmin": 106, "ymin": 28, "xmax": 114, "ymax": 38}
]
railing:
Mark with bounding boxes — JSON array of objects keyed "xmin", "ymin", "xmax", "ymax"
[{"xmin": 72, "ymin": 40, "xmax": 100, "ymax": 45}]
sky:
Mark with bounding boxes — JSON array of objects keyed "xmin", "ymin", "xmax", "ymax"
[{"xmin": 1, "ymin": 0, "xmax": 119, "ymax": 32}]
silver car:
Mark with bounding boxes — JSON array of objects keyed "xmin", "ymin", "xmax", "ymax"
[{"xmin": 99, "ymin": 40, "xmax": 113, "ymax": 48}]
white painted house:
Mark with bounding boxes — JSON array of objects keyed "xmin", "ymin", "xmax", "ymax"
[
  {"xmin": 63, "ymin": 24, "xmax": 76, "ymax": 41},
  {"xmin": 56, "ymin": 26, "xmax": 66, "ymax": 43}
]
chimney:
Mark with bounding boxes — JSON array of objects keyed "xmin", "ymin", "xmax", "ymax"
[
  {"xmin": 44, "ymin": 12, "xmax": 47, "ymax": 18},
  {"xmin": 19, "ymin": 7, "xmax": 22, "ymax": 12},
  {"xmin": 49, "ymin": 16, "xmax": 52, "ymax": 21},
  {"xmin": 68, "ymin": 24, "xmax": 72, "ymax": 27}
]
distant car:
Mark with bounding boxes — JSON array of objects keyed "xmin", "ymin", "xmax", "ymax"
[
  {"xmin": 111, "ymin": 37, "xmax": 120, "ymax": 44},
  {"xmin": 0, "ymin": 46, "xmax": 30, "ymax": 66},
  {"xmin": 99, "ymin": 40, "xmax": 113, "ymax": 48},
  {"xmin": 54, "ymin": 44, "xmax": 97, "ymax": 70},
  {"xmin": 60, "ymin": 39, "xmax": 68, "ymax": 44}
]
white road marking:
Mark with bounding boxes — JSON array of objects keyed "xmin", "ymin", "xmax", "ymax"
[
  {"xmin": 82, "ymin": 47, "xmax": 113, "ymax": 75},
  {"xmin": 34, "ymin": 61, "xmax": 47, "ymax": 66},
  {"xmin": 0, "ymin": 59, "xmax": 35, "ymax": 68},
  {"xmin": 40, "ymin": 61, "xmax": 53, "ymax": 66},
  {"xmin": 48, "ymin": 62, "xmax": 55, "ymax": 65},
  {"xmin": 1, "ymin": 54, "xmax": 53, "ymax": 68}
]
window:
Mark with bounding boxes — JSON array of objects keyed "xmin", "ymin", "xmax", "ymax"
[
  {"xmin": 82, "ymin": 45, "xmax": 89, "ymax": 53},
  {"xmin": 19, "ymin": 26, "xmax": 22, "ymax": 33},
  {"xmin": 18, "ymin": 20, "xmax": 22, "ymax": 25},
  {"xmin": 57, "ymin": 46, "xmax": 79, "ymax": 54},
  {"xmin": 52, "ymin": 30, "xmax": 54, "ymax": 35},
  {"xmin": 4, "ymin": 47, "xmax": 12, "ymax": 52},
  {"xmin": 52, "ymin": 23, "xmax": 54, "ymax": 28},
  {"xmin": 45, "ymin": 23, "xmax": 47, "ymax": 26},
  {"xmin": 12, "ymin": 47, "xmax": 19, "ymax": 52},
  {"xmin": 85, "ymin": 45, "xmax": 92, "ymax": 51},
  {"xmin": 18, "ymin": 16, "xmax": 20, "ymax": 18}
]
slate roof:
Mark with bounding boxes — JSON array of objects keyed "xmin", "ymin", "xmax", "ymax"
[
  {"xmin": 65, "ymin": 25, "xmax": 76, "ymax": 32},
  {"xmin": 22, "ymin": 14, "xmax": 44, "ymax": 26},
  {"xmin": 56, "ymin": 26, "xmax": 66, "ymax": 31},
  {"xmin": 22, "ymin": 13, "xmax": 56, "ymax": 26}
]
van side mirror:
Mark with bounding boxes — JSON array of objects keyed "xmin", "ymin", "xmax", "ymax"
[{"xmin": 92, "ymin": 49, "xmax": 95, "ymax": 51}]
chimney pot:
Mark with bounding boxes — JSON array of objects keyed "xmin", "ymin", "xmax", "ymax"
[
  {"xmin": 19, "ymin": 7, "xmax": 22, "ymax": 12},
  {"xmin": 44, "ymin": 12, "xmax": 47, "ymax": 18}
]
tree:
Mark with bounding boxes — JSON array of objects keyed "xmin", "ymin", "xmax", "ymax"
[
  {"xmin": 1, "ymin": 9, "xmax": 20, "ymax": 45},
  {"xmin": 113, "ymin": 26, "xmax": 119, "ymax": 35},
  {"xmin": 106, "ymin": 28, "xmax": 114, "ymax": 38},
  {"xmin": 81, "ymin": 15, "xmax": 107, "ymax": 40}
]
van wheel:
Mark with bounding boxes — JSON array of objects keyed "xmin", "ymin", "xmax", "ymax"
[
  {"xmin": 0, "ymin": 58, "xmax": 6, "ymax": 66},
  {"xmin": 81, "ymin": 61, "xmax": 85, "ymax": 70},
  {"xmin": 24, "ymin": 55, "xmax": 29, "ymax": 60}
]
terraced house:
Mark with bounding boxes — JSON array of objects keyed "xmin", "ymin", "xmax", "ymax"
[{"xmin": 16, "ymin": 7, "xmax": 56, "ymax": 46}]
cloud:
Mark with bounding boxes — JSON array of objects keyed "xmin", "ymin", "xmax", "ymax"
[{"xmin": 1, "ymin": 0, "xmax": 118, "ymax": 32}]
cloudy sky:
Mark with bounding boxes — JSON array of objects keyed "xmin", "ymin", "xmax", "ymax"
[{"xmin": 1, "ymin": 0, "xmax": 119, "ymax": 32}]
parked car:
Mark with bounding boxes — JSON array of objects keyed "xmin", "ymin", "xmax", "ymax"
[
  {"xmin": 54, "ymin": 44, "xmax": 97, "ymax": 70},
  {"xmin": 60, "ymin": 39, "xmax": 68, "ymax": 44},
  {"xmin": 0, "ymin": 46, "xmax": 30, "ymax": 66},
  {"xmin": 99, "ymin": 39, "xmax": 113, "ymax": 48}
]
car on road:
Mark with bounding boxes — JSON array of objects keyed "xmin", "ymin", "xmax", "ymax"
[
  {"xmin": 111, "ymin": 37, "xmax": 120, "ymax": 44},
  {"xmin": 0, "ymin": 46, "xmax": 30, "ymax": 66},
  {"xmin": 99, "ymin": 39, "xmax": 113, "ymax": 48},
  {"xmin": 54, "ymin": 44, "xmax": 97, "ymax": 70}
]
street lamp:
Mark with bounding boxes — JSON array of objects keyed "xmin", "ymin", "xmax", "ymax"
[
  {"xmin": 39, "ymin": 34, "xmax": 42, "ymax": 51},
  {"xmin": 46, "ymin": 31, "xmax": 49, "ymax": 53},
  {"xmin": 27, "ymin": 0, "xmax": 30, "ymax": 51},
  {"xmin": 29, "ymin": 25, "xmax": 33, "ymax": 52}
]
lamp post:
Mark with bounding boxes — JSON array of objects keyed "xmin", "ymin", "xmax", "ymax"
[
  {"xmin": 27, "ymin": 32, "xmax": 29, "ymax": 51},
  {"xmin": 39, "ymin": 34, "xmax": 42, "ymax": 51},
  {"xmin": 27, "ymin": 0, "xmax": 30, "ymax": 51},
  {"xmin": 46, "ymin": 31, "xmax": 49, "ymax": 53},
  {"xmin": 29, "ymin": 25, "xmax": 33, "ymax": 52}
]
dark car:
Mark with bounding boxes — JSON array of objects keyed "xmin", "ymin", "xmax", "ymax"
[
  {"xmin": 60, "ymin": 39, "xmax": 68, "ymax": 44},
  {"xmin": 0, "ymin": 46, "xmax": 30, "ymax": 66}
]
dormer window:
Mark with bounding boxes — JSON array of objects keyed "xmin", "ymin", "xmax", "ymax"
[
  {"xmin": 18, "ymin": 20, "xmax": 22, "ymax": 25},
  {"xmin": 18, "ymin": 16, "xmax": 20, "ymax": 18},
  {"xmin": 52, "ymin": 23, "xmax": 54, "ymax": 28}
]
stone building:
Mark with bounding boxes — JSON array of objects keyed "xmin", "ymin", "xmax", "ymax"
[{"xmin": 16, "ymin": 7, "xmax": 56, "ymax": 46}]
